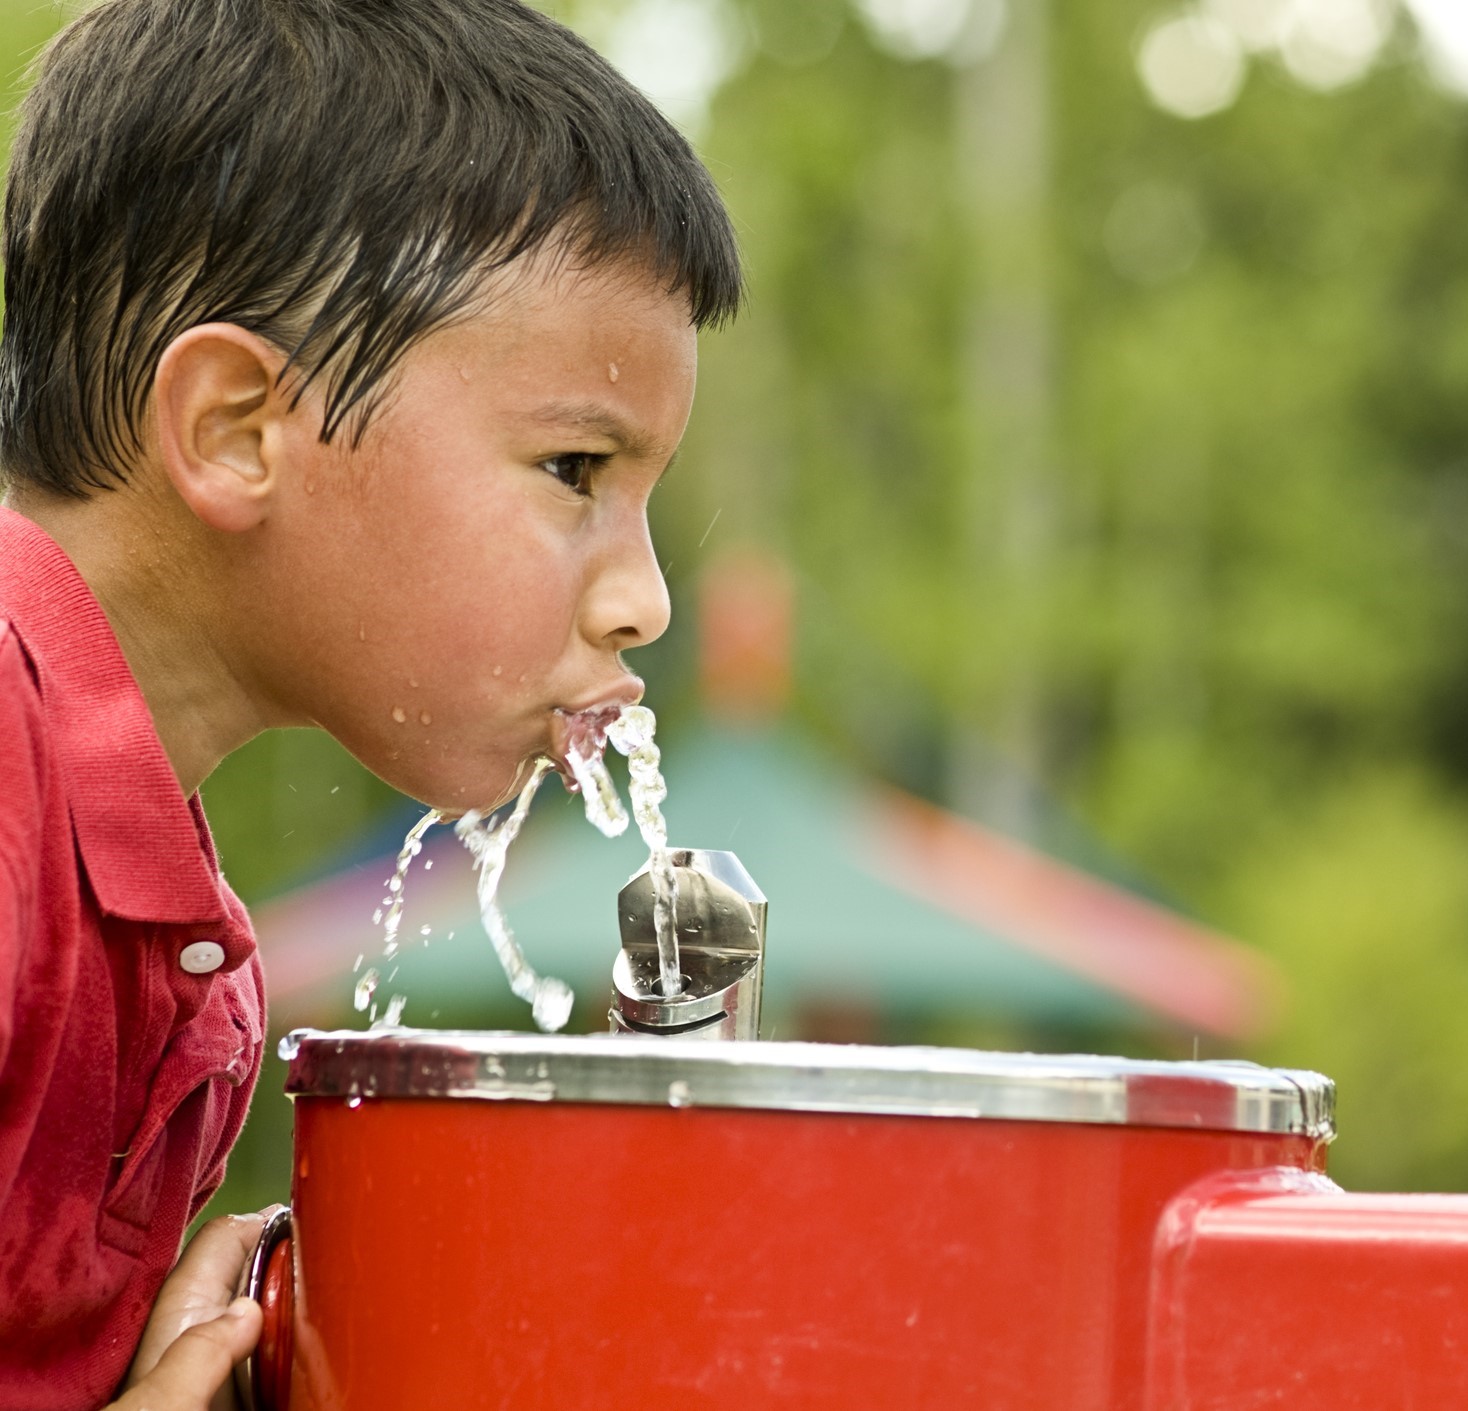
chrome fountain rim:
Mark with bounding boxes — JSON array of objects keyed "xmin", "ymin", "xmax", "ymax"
[{"xmin": 281, "ymin": 1029, "xmax": 1335, "ymax": 1140}]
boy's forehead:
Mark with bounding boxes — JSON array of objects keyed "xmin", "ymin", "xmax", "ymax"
[
  {"xmin": 414, "ymin": 250, "xmax": 697, "ymax": 453},
  {"xmin": 474, "ymin": 245, "xmax": 694, "ymax": 340}
]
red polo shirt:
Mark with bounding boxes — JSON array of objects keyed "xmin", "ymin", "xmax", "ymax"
[{"xmin": 0, "ymin": 506, "xmax": 264, "ymax": 1410}]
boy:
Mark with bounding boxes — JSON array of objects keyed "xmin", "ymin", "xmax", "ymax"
[{"xmin": 0, "ymin": 0, "xmax": 741, "ymax": 1405}]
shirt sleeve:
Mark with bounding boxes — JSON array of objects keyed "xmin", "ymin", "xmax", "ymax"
[{"xmin": 0, "ymin": 626, "xmax": 45, "ymax": 1077}]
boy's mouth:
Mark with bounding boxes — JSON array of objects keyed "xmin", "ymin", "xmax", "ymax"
[{"xmin": 548, "ymin": 704, "xmax": 626, "ymax": 789}]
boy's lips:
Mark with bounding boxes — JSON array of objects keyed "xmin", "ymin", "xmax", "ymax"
[{"xmin": 547, "ymin": 681, "xmax": 643, "ymax": 782}]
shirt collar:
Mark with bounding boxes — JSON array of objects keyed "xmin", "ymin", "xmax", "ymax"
[{"xmin": 0, "ymin": 505, "xmax": 231, "ymax": 925}]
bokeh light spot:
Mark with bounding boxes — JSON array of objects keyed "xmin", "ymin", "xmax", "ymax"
[
  {"xmin": 857, "ymin": 0, "xmax": 975, "ymax": 61},
  {"xmin": 606, "ymin": 0, "xmax": 747, "ymax": 133},
  {"xmin": 1202, "ymin": 0, "xmax": 1292, "ymax": 52},
  {"xmin": 1278, "ymin": 0, "xmax": 1393, "ymax": 91},
  {"xmin": 1137, "ymin": 12, "xmax": 1247, "ymax": 119}
]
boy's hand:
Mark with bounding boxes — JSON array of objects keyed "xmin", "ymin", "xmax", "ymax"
[
  {"xmin": 109, "ymin": 1297, "xmax": 261, "ymax": 1411},
  {"xmin": 113, "ymin": 1209, "xmax": 278, "ymax": 1411}
]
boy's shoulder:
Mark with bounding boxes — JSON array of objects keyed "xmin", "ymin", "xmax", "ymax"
[{"xmin": 0, "ymin": 506, "xmax": 231, "ymax": 918}]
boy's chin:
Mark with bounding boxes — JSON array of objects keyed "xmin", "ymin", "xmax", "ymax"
[{"xmin": 375, "ymin": 752, "xmax": 550, "ymax": 818}]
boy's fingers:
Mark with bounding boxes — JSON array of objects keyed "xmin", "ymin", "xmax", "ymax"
[
  {"xmin": 113, "ymin": 1299, "xmax": 262, "ymax": 1410},
  {"xmin": 175, "ymin": 1211, "xmax": 269, "ymax": 1296},
  {"xmin": 129, "ymin": 1212, "xmax": 269, "ymax": 1384}
]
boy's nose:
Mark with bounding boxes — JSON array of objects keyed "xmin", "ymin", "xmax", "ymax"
[{"xmin": 587, "ymin": 524, "xmax": 671, "ymax": 649}]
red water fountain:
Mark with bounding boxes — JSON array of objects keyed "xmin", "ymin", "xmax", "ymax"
[{"xmin": 241, "ymin": 849, "xmax": 1468, "ymax": 1410}]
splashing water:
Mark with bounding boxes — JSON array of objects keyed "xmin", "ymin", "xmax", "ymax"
[
  {"xmin": 455, "ymin": 759, "xmax": 574, "ymax": 1032},
  {"xmin": 357, "ymin": 765, "xmax": 572, "ymax": 1031},
  {"xmin": 607, "ymin": 705, "xmax": 681, "ymax": 998},
  {"xmin": 353, "ymin": 703, "xmax": 675, "ymax": 1032},
  {"xmin": 354, "ymin": 966, "xmax": 380, "ymax": 1013},
  {"xmin": 380, "ymin": 810, "xmax": 440, "ymax": 960},
  {"xmin": 352, "ymin": 811, "xmax": 439, "ymax": 1025},
  {"xmin": 563, "ymin": 730, "xmax": 629, "ymax": 837}
]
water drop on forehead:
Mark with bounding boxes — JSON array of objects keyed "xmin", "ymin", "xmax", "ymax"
[
  {"xmin": 391, "ymin": 705, "xmax": 407, "ymax": 724},
  {"xmin": 608, "ymin": 362, "xmax": 620, "ymax": 383}
]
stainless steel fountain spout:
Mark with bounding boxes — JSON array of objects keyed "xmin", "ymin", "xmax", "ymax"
[{"xmin": 609, "ymin": 848, "xmax": 767, "ymax": 1040}]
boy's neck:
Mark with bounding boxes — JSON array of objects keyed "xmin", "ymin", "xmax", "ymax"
[{"xmin": 4, "ymin": 479, "xmax": 270, "ymax": 797}]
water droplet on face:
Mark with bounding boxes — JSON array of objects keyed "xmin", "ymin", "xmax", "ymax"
[
  {"xmin": 419, "ymin": 710, "xmax": 433, "ymax": 726},
  {"xmin": 409, "ymin": 678, "xmax": 419, "ymax": 689},
  {"xmin": 391, "ymin": 706, "xmax": 407, "ymax": 723},
  {"xmin": 608, "ymin": 361, "xmax": 620, "ymax": 383},
  {"xmin": 358, "ymin": 624, "xmax": 366, "ymax": 642},
  {"xmin": 459, "ymin": 365, "xmax": 472, "ymax": 382},
  {"xmin": 492, "ymin": 665, "xmax": 503, "ymax": 677},
  {"xmin": 305, "ymin": 481, "xmax": 316, "ymax": 495},
  {"xmin": 668, "ymin": 1080, "xmax": 692, "ymax": 1108}
]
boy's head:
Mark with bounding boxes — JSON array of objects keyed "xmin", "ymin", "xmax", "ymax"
[
  {"xmin": 0, "ymin": 0, "xmax": 742, "ymax": 810},
  {"xmin": 0, "ymin": 0, "xmax": 741, "ymax": 496}
]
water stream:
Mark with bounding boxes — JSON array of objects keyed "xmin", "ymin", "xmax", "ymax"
[
  {"xmin": 353, "ymin": 703, "xmax": 681, "ymax": 1033},
  {"xmin": 453, "ymin": 759, "xmax": 574, "ymax": 1032},
  {"xmin": 607, "ymin": 706, "xmax": 681, "ymax": 997}
]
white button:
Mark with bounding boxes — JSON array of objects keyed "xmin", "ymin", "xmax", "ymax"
[{"xmin": 179, "ymin": 940, "xmax": 226, "ymax": 974}]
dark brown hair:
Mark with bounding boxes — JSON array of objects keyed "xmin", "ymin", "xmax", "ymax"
[{"xmin": 0, "ymin": 0, "xmax": 742, "ymax": 495}]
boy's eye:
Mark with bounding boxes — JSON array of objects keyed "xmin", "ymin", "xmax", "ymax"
[{"xmin": 541, "ymin": 452, "xmax": 603, "ymax": 496}]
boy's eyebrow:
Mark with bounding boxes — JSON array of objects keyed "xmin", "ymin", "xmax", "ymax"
[{"xmin": 527, "ymin": 400, "xmax": 667, "ymax": 461}]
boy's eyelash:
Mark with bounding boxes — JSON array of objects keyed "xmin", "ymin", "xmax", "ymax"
[{"xmin": 541, "ymin": 452, "xmax": 608, "ymax": 497}]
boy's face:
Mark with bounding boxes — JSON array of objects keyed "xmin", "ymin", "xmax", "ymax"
[{"xmin": 245, "ymin": 251, "xmax": 695, "ymax": 812}]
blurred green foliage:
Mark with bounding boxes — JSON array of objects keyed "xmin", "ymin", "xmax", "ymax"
[
  {"xmin": 625, "ymin": 0, "xmax": 1468, "ymax": 1194},
  {"xmin": 3, "ymin": 0, "xmax": 1468, "ymax": 1203}
]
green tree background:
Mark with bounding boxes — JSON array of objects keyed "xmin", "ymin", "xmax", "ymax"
[{"xmin": 5, "ymin": 0, "xmax": 1468, "ymax": 1199}]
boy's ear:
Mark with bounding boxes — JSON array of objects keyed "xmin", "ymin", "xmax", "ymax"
[{"xmin": 153, "ymin": 324, "xmax": 288, "ymax": 533}]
